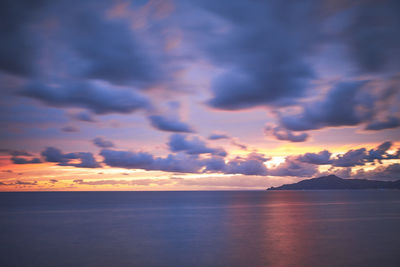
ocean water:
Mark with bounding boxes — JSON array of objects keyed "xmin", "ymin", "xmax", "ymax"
[{"xmin": 1, "ymin": 191, "xmax": 400, "ymax": 267}]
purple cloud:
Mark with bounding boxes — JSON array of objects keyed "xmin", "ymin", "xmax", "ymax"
[
  {"xmin": 42, "ymin": 147, "xmax": 100, "ymax": 168},
  {"xmin": 149, "ymin": 115, "xmax": 194, "ymax": 133},
  {"xmin": 168, "ymin": 134, "xmax": 227, "ymax": 157},
  {"xmin": 93, "ymin": 137, "xmax": 114, "ymax": 148}
]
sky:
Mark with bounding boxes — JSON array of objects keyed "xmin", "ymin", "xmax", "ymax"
[{"xmin": 0, "ymin": 0, "xmax": 400, "ymax": 191}]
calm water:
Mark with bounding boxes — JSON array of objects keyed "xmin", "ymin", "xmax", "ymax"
[{"xmin": 1, "ymin": 191, "xmax": 400, "ymax": 267}]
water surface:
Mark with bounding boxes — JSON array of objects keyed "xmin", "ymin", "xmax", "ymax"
[{"xmin": 1, "ymin": 191, "xmax": 400, "ymax": 267}]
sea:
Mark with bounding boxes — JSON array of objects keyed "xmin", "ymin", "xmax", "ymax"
[{"xmin": 1, "ymin": 191, "xmax": 400, "ymax": 267}]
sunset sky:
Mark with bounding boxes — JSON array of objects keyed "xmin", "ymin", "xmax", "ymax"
[{"xmin": 1, "ymin": 0, "xmax": 399, "ymax": 190}]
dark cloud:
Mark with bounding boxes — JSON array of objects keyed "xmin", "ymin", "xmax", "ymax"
[
  {"xmin": 208, "ymin": 133, "xmax": 230, "ymax": 140},
  {"xmin": 204, "ymin": 153, "xmax": 269, "ymax": 176},
  {"xmin": 266, "ymin": 126, "xmax": 308, "ymax": 142},
  {"xmin": 71, "ymin": 111, "xmax": 97, "ymax": 122},
  {"xmin": 41, "ymin": 147, "xmax": 100, "ymax": 168},
  {"xmin": 168, "ymin": 134, "xmax": 227, "ymax": 156},
  {"xmin": 22, "ymin": 80, "xmax": 150, "ymax": 115},
  {"xmin": 149, "ymin": 115, "xmax": 194, "ymax": 133},
  {"xmin": 330, "ymin": 142, "xmax": 399, "ymax": 167},
  {"xmin": 331, "ymin": 148, "xmax": 367, "ymax": 167},
  {"xmin": 61, "ymin": 126, "xmax": 79, "ymax": 133},
  {"xmin": 41, "ymin": 147, "xmax": 75, "ymax": 163},
  {"xmin": 100, "ymin": 149, "xmax": 204, "ymax": 173},
  {"xmin": 280, "ymin": 81, "xmax": 370, "ymax": 131},
  {"xmin": 11, "ymin": 157, "xmax": 41, "ymax": 164},
  {"xmin": 365, "ymin": 117, "xmax": 400, "ymax": 131},
  {"xmin": 1, "ymin": 0, "xmax": 161, "ymax": 85},
  {"xmin": 352, "ymin": 163, "xmax": 400, "ymax": 181},
  {"xmin": 201, "ymin": 1, "xmax": 319, "ymax": 110},
  {"xmin": 342, "ymin": 0, "xmax": 400, "ymax": 73},
  {"xmin": 73, "ymin": 152, "xmax": 101, "ymax": 168},
  {"xmin": 203, "ymin": 157, "xmax": 226, "ymax": 172},
  {"xmin": 92, "ymin": 137, "xmax": 114, "ymax": 148},
  {"xmin": 62, "ymin": 6, "xmax": 160, "ymax": 86},
  {"xmin": 296, "ymin": 150, "xmax": 332, "ymax": 165},
  {"xmin": 0, "ymin": 149, "xmax": 32, "ymax": 157},
  {"xmin": 230, "ymin": 139, "xmax": 248, "ymax": 150},
  {"xmin": 296, "ymin": 142, "xmax": 399, "ymax": 167},
  {"xmin": 49, "ymin": 179, "xmax": 58, "ymax": 183},
  {"xmin": 99, "ymin": 142, "xmax": 398, "ymax": 177},
  {"xmin": 196, "ymin": 0, "xmax": 400, "ymax": 133},
  {"xmin": 10, "ymin": 150, "xmax": 32, "ymax": 156},
  {"xmin": 15, "ymin": 180, "xmax": 38, "ymax": 185},
  {"xmin": 0, "ymin": 149, "xmax": 42, "ymax": 164},
  {"xmin": 0, "ymin": 0, "xmax": 46, "ymax": 76},
  {"xmin": 268, "ymin": 156, "xmax": 318, "ymax": 177},
  {"xmin": 224, "ymin": 153, "xmax": 269, "ymax": 176},
  {"xmin": 101, "ymin": 149, "xmax": 270, "ymax": 176},
  {"xmin": 365, "ymin": 141, "xmax": 392, "ymax": 163},
  {"xmin": 278, "ymin": 76, "xmax": 400, "ymax": 134}
]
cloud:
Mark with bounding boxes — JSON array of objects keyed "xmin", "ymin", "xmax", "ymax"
[
  {"xmin": 0, "ymin": 0, "xmax": 44, "ymax": 76},
  {"xmin": 279, "ymin": 78, "xmax": 400, "ymax": 133},
  {"xmin": 365, "ymin": 117, "xmax": 400, "ymax": 131},
  {"xmin": 279, "ymin": 81, "xmax": 371, "ymax": 131},
  {"xmin": 15, "ymin": 180, "xmax": 38, "ymax": 185},
  {"xmin": 364, "ymin": 141, "xmax": 393, "ymax": 163},
  {"xmin": 268, "ymin": 156, "xmax": 318, "ymax": 177},
  {"xmin": 207, "ymin": 133, "xmax": 248, "ymax": 150},
  {"xmin": 0, "ymin": 180, "xmax": 38, "ymax": 186},
  {"xmin": 224, "ymin": 153, "xmax": 269, "ymax": 176},
  {"xmin": 352, "ymin": 163, "xmax": 400, "ymax": 181},
  {"xmin": 296, "ymin": 150, "xmax": 332, "ymax": 165},
  {"xmin": 148, "ymin": 115, "xmax": 194, "ymax": 133},
  {"xmin": 100, "ymin": 148, "xmax": 270, "ymax": 176},
  {"xmin": 0, "ymin": 180, "xmax": 37, "ymax": 186},
  {"xmin": 168, "ymin": 134, "xmax": 227, "ymax": 156},
  {"xmin": 41, "ymin": 147, "xmax": 100, "ymax": 168},
  {"xmin": 100, "ymin": 149, "xmax": 204, "ymax": 173},
  {"xmin": 61, "ymin": 5, "xmax": 161, "ymax": 86},
  {"xmin": 0, "ymin": 1, "xmax": 162, "ymax": 84},
  {"xmin": 0, "ymin": 149, "xmax": 32, "ymax": 156},
  {"xmin": 342, "ymin": 1, "xmax": 400, "ymax": 73},
  {"xmin": 294, "ymin": 142, "xmax": 399, "ymax": 167},
  {"xmin": 71, "ymin": 111, "xmax": 96, "ymax": 122},
  {"xmin": 92, "ymin": 137, "xmax": 114, "ymax": 148},
  {"xmin": 331, "ymin": 148, "xmax": 367, "ymax": 167},
  {"xmin": 208, "ymin": 133, "xmax": 230, "ymax": 140},
  {"xmin": 22, "ymin": 80, "xmax": 150, "ymax": 115},
  {"xmin": 0, "ymin": 149, "xmax": 42, "ymax": 164},
  {"xmin": 11, "ymin": 157, "xmax": 41, "ymax": 164},
  {"xmin": 230, "ymin": 139, "xmax": 248, "ymax": 150},
  {"xmin": 200, "ymin": 1, "xmax": 318, "ymax": 110},
  {"xmin": 204, "ymin": 153, "xmax": 269, "ymax": 176},
  {"xmin": 331, "ymin": 142, "xmax": 398, "ymax": 167},
  {"xmin": 266, "ymin": 126, "xmax": 308, "ymax": 142},
  {"xmin": 61, "ymin": 126, "xmax": 79, "ymax": 133}
]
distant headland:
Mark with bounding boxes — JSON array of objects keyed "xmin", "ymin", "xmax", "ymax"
[{"xmin": 267, "ymin": 175, "xmax": 400, "ymax": 190}]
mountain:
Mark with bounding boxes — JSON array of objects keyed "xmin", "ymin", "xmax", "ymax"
[{"xmin": 267, "ymin": 175, "xmax": 400, "ymax": 190}]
